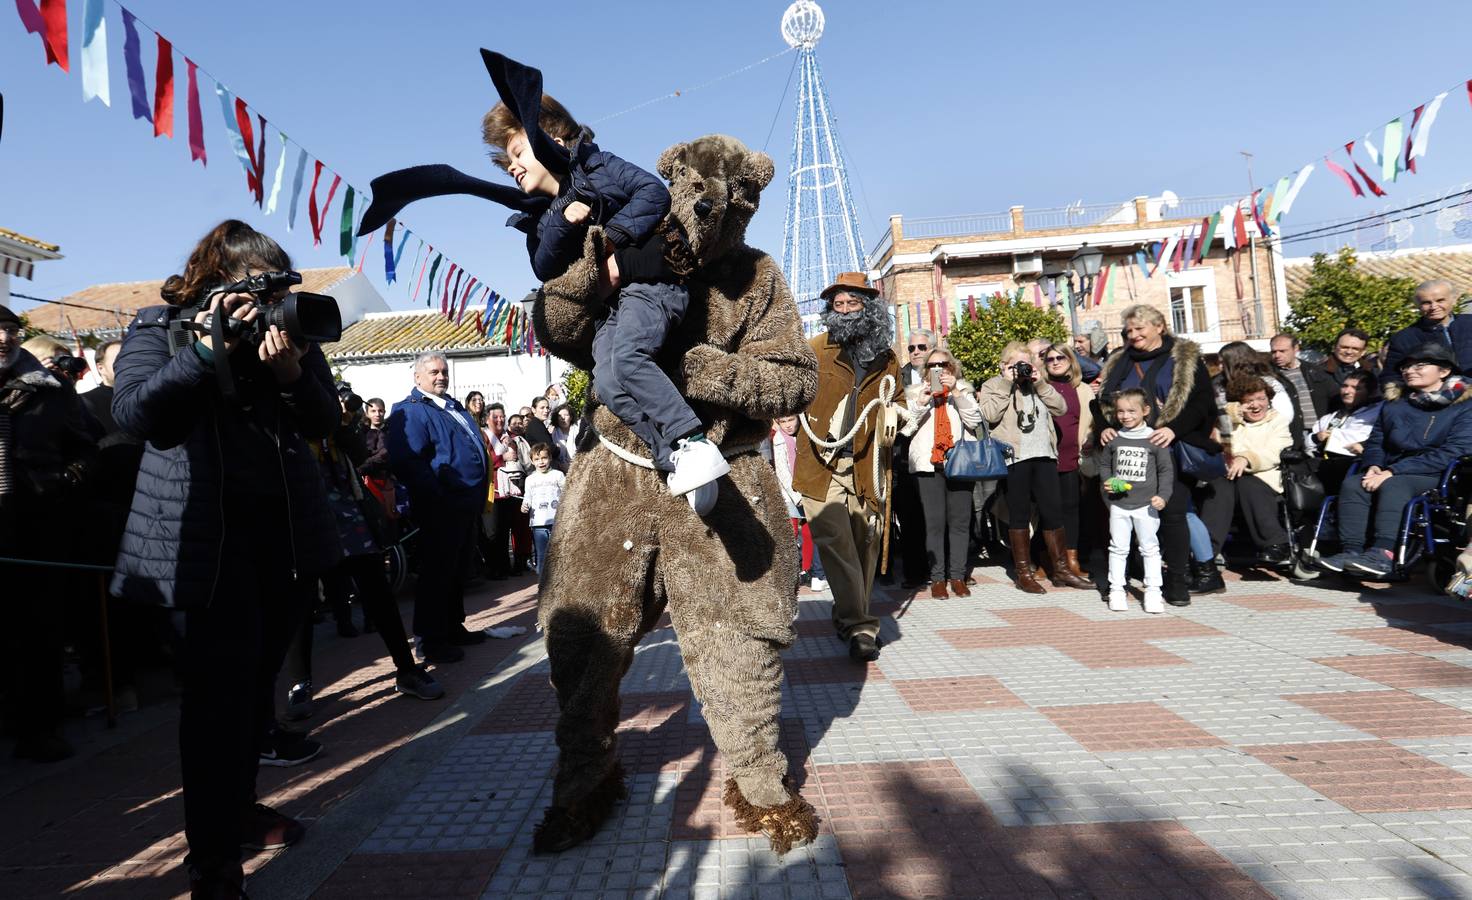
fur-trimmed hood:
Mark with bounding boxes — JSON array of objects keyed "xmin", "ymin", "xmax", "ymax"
[{"xmin": 1097, "ymin": 335, "xmax": 1202, "ymax": 425}]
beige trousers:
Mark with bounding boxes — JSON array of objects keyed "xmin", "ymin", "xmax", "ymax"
[{"xmin": 802, "ymin": 459, "xmax": 882, "ymax": 640}]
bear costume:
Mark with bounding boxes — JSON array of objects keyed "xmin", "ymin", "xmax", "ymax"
[{"xmin": 530, "ymin": 134, "xmax": 821, "ymax": 854}]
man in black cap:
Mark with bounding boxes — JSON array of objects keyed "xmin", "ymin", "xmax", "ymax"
[{"xmin": 0, "ymin": 305, "xmax": 96, "ymax": 761}]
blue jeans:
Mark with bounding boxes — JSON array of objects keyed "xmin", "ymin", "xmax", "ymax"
[
  {"xmin": 1336, "ymin": 472, "xmax": 1440, "ymax": 552},
  {"xmin": 532, "ymin": 525, "xmax": 553, "ymax": 575},
  {"xmin": 1186, "ymin": 510, "xmax": 1213, "ymax": 563}
]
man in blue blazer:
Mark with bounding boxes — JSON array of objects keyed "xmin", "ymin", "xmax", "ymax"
[
  {"xmin": 386, "ymin": 352, "xmax": 491, "ymax": 663},
  {"xmin": 1382, "ymin": 279, "xmax": 1472, "ymax": 387}
]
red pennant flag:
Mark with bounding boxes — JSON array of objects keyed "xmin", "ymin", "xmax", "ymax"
[
  {"xmin": 1346, "ymin": 142, "xmax": 1386, "ymax": 197},
  {"xmin": 307, "ymin": 162, "xmax": 342, "ymax": 246},
  {"xmin": 16, "ymin": 0, "xmax": 70, "ymax": 71},
  {"xmin": 1323, "ymin": 157, "xmax": 1364, "ymax": 197},
  {"xmin": 153, "ymin": 35, "xmax": 174, "ymax": 138},
  {"xmin": 185, "ymin": 58, "xmax": 206, "ymax": 164},
  {"xmin": 967, "ymin": 296, "xmax": 976, "ymax": 320},
  {"xmin": 441, "ymin": 264, "xmax": 458, "ymax": 316},
  {"xmin": 457, "ymin": 277, "xmax": 479, "ymax": 324},
  {"xmin": 1404, "ymin": 104, "xmax": 1424, "ymax": 175},
  {"xmin": 1170, "ymin": 233, "xmax": 1186, "ymax": 272},
  {"xmin": 1467, "ymin": 80, "xmax": 1472, "ymax": 110},
  {"xmin": 927, "ymin": 299, "xmax": 937, "ymax": 330},
  {"xmin": 1233, "ymin": 205, "xmax": 1248, "ymax": 247},
  {"xmin": 234, "ymin": 100, "xmax": 266, "ymax": 205}
]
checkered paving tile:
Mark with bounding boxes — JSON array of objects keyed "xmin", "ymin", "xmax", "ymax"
[
  {"xmin": 316, "ymin": 849, "xmax": 502, "ymax": 898},
  {"xmin": 1039, "ymin": 702, "xmax": 1226, "ymax": 752},
  {"xmin": 783, "ymin": 655, "xmax": 887, "ymax": 685},
  {"xmin": 1284, "ymin": 690, "xmax": 1472, "ymax": 739},
  {"xmin": 1244, "ymin": 741, "xmax": 1472, "ymax": 813},
  {"xmin": 1340, "ymin": 624, "xmax": 1472, "ymax": 654},
  {"xmin": 938, "ymin": 607, "xmax": 1224, "ymax": 668},
  {"xmin": 1315, "ymin": 654, "xmax": 1472, "ymax": 690},
  {"xmin": 1220, "ymin": 592, "xmax": 1342, "ymax": 612},
  {"xmin": 891, "ymin": 675, "xmax": 1026, "ymax": 713},
  {"xmin": 471, "ymin": 673, "xmax": 560, "ymax": 735}
]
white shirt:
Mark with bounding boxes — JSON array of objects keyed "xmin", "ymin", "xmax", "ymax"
[
  {"xmin": 1314, "ymin": 403, "xmax": 1382, "ymax": 456},
  {"xmin": 523, "ymin": 469, "xmax": 565, "ymax": 527}
]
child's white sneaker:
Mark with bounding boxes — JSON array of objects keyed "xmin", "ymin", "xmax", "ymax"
[
  {"xmin": 1143, "ymin": 591, "xmax": 1165, "ymax": 614},
  {"xmin": 667, "ymin": 438, "xmax": 730, "ymax": 498},
  {"xmin": 685, "ymin": 480, "xmax": 718, "ymax": 516},
  {"xmin": 1107, "ymin": 592, "xmax": 1129, "ymax": 612}
]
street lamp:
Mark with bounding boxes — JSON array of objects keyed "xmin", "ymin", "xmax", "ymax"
[{"xmin": 1066, "ymin": 243, "xmax": 1105, "ymax": 334}]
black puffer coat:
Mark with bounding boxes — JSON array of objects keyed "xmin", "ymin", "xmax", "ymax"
[{"xmin": 109, "ymin": 305, "xmax": 342, "ymax": 608}]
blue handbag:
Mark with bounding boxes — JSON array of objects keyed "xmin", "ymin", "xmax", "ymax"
[
  {"xmin": 1171, "ymin": 440, "xmax": 1227, "ymax": 481},
  {"xmin": 943, "ymin": 419, "xmax": 1011, "ymax": 481}
]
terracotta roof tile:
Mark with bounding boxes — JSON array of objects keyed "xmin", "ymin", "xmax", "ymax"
[
  {"xmin": 38, "ymin": 267, "xmax": 356, "ymax": 336},
  {"xmin": 325, "ymin": 309, "xmax": 515, "ymax": 359},
  {"xmin": 0, "ymin": 227, "xmax": 60, "ymax": 253},
  {"xmin": 1285, "ymin": 245, "xmax": 1472, "ymax": 301}
]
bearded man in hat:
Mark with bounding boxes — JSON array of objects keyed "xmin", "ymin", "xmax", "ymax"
[{"xmin": 792, "ymin": 273, "xmax": 900, "ymax": 663}]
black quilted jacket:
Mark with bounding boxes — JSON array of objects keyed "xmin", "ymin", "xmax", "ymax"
[{"xmin": 109, "ymin": 305, "xmax": 342, "ymax": 608}]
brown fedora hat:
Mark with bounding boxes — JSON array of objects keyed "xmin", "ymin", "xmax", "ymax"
[{"xmin": 819, "ymin": 272, "xmax": 879, "ymax": 301}]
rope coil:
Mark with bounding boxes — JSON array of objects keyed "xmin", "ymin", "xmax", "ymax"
[{"xmin": 796, "ymin": 373, "xmax": 909, "ymax": 504}]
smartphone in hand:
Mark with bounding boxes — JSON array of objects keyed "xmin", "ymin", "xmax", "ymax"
[{"xmin": 929, "ymin": 368, "xmax": 943, "ymax": 395}]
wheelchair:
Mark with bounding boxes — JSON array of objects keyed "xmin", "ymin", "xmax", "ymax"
[
  {"xmin": 1301, "ymin": 456, "xmax": 1472, "ymax": 592},
  {"xmin": 1215, "ymin": 447, "xmax": 1323, "ymax": 581}
]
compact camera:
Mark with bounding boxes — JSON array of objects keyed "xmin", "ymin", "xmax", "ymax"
[{"xmin": 1010, "ymin": 360, "xmax": 1035, "ymax": 381}]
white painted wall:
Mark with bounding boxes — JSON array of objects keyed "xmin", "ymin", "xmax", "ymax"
[{"xmin": 336, "ymin": 352, "xmax": 571, "ymax": 413}]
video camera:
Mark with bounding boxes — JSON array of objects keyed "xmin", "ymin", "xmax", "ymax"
[
  {"xmin": 165, "ymin": 270, "xmax": 342, "ymax": 399},
  {"xmin": 337, "ymin": 382, "xmax": 364, "ymax": 415},
  {"xmin": 48, "ymin": 354, "xmax": 89, "ymax": 380}
]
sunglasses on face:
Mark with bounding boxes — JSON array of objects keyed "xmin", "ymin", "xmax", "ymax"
[
  {"xmin": 926, "ymin": 362, "xmax": 950, "ymax": 370},
  {"xmin": 1043, "ymin": 354, "xmax": 1067, "ymax": 363},
  {"xmin": 908, "ymin": 344, "xmax": 929, "ymax": 352}
]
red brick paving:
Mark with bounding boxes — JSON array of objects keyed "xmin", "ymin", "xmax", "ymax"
[
  {"xmin": 1039, "ymin": 702, "xmax": 1225, "ymax": 752},
  {"xmin": 892, "ymin": 676, "xmax": 1026, "ymax": 713},
  {"xmin": 1220, "ymin": 592, "xmax": 1339, "ymax": 612},
  {"xmin": 313, "ymin": 849, "xmax": 502, "ymax": 899},
  {"xmin": 1284, "ymin": 690, "xmax": 1472, "ymax": 739},
  {"xmin": 1339, "ymin": 624, "xmax": 1472, "ymax": 653},
  {"xmin": 668, "ymin": 719, "xmax": 816, "ymax": 841},
  {"xmin": 1314, "ymin": 654, "xmax": 1472, "ymax": 689},
  {"xmin": 1244, "ymin": 740, "xmax": 1472, "ymax": 813},
  {"xmin": 811, "ymin": 759, "xmax": 1271, "ymax": 900},
  {"xmin": 938, "ymin": 607, "xmax": 1223, "ymax": 668},
  {"xmin": 469, "ymin": 671, "xmax": 560, "ymax": 734}
]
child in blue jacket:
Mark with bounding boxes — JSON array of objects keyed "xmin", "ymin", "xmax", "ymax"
[{"xmin": 481, "ymin": 52, "xmax": 727, "ymax": 514}]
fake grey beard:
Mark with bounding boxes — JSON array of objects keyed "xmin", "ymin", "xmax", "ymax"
[{"xmin": 821, "ymin": 294, "xmax": 893, "ymax": 370}]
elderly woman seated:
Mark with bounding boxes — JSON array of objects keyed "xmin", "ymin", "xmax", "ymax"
[
  {"xmin": 1311, "ymin": 371, "xmax": 1381, "ymax": 495},
  {"xmin": 1201, "ymin": 375, "xmax": 1296, "ymax": 566},
  {"xmin": 1318, "ymin": 343, "xmax": 1472, "ymax": 577}
]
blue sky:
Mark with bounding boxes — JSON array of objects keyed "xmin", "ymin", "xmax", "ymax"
[{"xmin": 5, "ymin": 0, "xmax": 1472, "ymax": 314}]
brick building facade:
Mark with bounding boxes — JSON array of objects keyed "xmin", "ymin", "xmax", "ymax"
[{"xmin": 867, "ymin": 195, "xmax": 1290, "ymax": 353}]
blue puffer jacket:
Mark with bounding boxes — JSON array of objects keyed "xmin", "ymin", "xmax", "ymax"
[
  {"xmin": 385, "ymin": 389, "xmax": 489, "ymax": 506},
  {"xmin": 1361, "ymin": 379, "xmax": 1472, "ymax": 477},
  {"xmin": 507, "ymin": 134, "xmax": 672, "ymax": 282},
  {"xmin": 1380, "ymin": 315, "xmax": 1472, "ymax": 386},
  {"xmin": 109, "ymin": 305, "xmax": 343, "ymax": 608}
]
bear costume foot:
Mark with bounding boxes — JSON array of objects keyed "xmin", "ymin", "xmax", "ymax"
[
  {"xmin": 532, "ymin": 762, "xmax": 628, "ymax": 854},
  {"xmin": 722, "ymin": 777, "xmax": 819, "ymax": 855}
]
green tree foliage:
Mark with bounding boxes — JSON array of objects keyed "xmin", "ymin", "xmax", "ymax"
[
  {"xmin": 945, "ymin": 289, "xmax": 1070, "ymax": 385},
  {"xmin": 1284, "ymin": 248, "xmax": 1419, "ymax": 352},
  {"xmin": 561, "ymin": 367, "xmax": 591, "ymax": 419}
]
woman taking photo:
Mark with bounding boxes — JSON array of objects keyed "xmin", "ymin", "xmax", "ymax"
[
  {"xmin": 1095, "ymin": 305, "xmax": 1220, "ymax": 607},
  {"xmin": 1042, "ymin": 342, "xmax": 1096, "ymax": 579},
  {"xmin": 902, "ymin": 349, "xmax": 982, "ymax": 597},
  {"xmin": 111, "ymin": 220, "xmax": 341, "ymax": 896},
  {"xmin": 1318, "ymin": 343, "xmax": 1472, "ymax": 577},
  {"xmin": 980, "ymin": 342, "xmax": 1093, "ymax": 593}
]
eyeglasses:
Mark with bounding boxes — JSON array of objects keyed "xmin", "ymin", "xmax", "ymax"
[
  {"xmin": 926, "ymin": 362, "xmax": 950, "ymax": 370},
  {"xmin": 908, "ymin": 344, "xmax": 929, "ymax": 352},
  {"xmin": 1043, "ymin": 355, "xmax": 1067, "ymax": 363},
  {"xmin": 1402, "ymin": 362, "xmax": 1441, "ymax": 371}
]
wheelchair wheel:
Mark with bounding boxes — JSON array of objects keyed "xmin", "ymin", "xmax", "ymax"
[
  {"xmin": 1290, "ymin": 557, "xmax": 1320, "ymax": 581},
  {"xmin": 1428, "ymin": 555, "xmax": 1454, "ymax": 595},
  {"xmin": 384, "ymin": 543, "xmax": 408, "ymax": 595}
]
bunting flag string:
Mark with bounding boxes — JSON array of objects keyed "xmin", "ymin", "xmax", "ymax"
[
  {"xmin": 263, "ymin": 131, "xmax": 287, "ymax": 215},
  {"xmin": 1410, "ymin": 92, "xmax": 1447, "ymax": 162},
  {"xmin": 151, "ymin": 34, "xmax": 172, "ymax": 137},
  {"xmin": 1324, "ymin": 156, "xmax": 1363, "ymax": 197},
  {"xmin": 383, "ymin": 219, "xmax": 397, "ymax": 284},
  {"xmin": 1346, "ymin": 142, "xmax": 1387, "ymax": 197},
  {"xmin": 422, "ymin": 254, "xmax": 442, "ymax": 306},
  {"xmin": 80, "ymin": 0, "xmax": 109, "ymax": 105},
  {"xmin": 456, "ymin": 277, "xmax": 478, "ymax": 324},
  {"xmin": 1274, "ymin": 166, "xmax": 1313, "ymax": 221},
  {"xmin": 1134, "ymin": 250, "xmax": 1150, "ymax": 280},
  {"xmin": 339, "ymin": 186, "xmax": 355, "ymax": 258},
  {"xmin": 285, "ymin": 146, "xmax": 307, "ymax": 228},
  {"xmin": 1381, "ymin": 118, "xmax": 1403, "ymax": 183},
  {"xmin": 185, "ymin": 58, "xmax": 204, "ymax": 163},
  {"xmin": 440, "ymin": 263, "xmax": 459, "ymax": 316},
  {"xmin": 353, "ymin": 230, "xmax": 374, "ymax": 274},
  {"xmin": 120, "ymin": 8, "xmax": 150, "ymax": 122},
  {"xmin": 233, "ymin": 99, "xmax": 265, "ymax": 205}
]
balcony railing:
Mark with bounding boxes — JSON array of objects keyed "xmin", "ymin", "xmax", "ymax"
[{"xmin": 901, "ymin": 211, "xmax": 1013, "ymax": 240}]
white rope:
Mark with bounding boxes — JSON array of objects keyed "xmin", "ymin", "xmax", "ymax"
[
  {"xmin": 797, "ymin": 373, "xmax": 909, "ymax": 504},
  {"xmin": 598, "ymin": 435, "xmax": 761, "ymax": 470}
]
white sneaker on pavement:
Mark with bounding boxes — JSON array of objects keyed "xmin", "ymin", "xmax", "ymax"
[
  {"xmin": 483, "ymin": 625, "xmax": 528, "ymax": 639},
  {"xmin": 666, "ymin": 438, "xmax": 730, "ymax": 497},
  {"xmin": 1143, "ymin": 591, "xmax": 1165, "ymax": 614},
  {"xmin": 809, "ymin": 577, "xmax": 828, "ymax": 592},
  {"xmin": 1107, "ymin": 592, "xmax": 1129, "ymax": 612}
]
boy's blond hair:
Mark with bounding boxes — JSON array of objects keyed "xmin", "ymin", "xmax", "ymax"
[{"xmin": 481, "ymin": 94, "xmax": 586, "ymax": 171}]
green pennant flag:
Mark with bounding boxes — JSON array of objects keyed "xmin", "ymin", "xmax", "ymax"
[
  {"xmin": 339, "ymin": 186, "xmax": 355, "ymax": 257},
  {"xmin": 424, "ymin": 254, "xmax": 442, "ymax": 307},
  {"xmin": 1199, "ymin": 212, "xmax": 1221, "ymax": 262},
  {"xmin": 1382, "ymin": 118, "xmax": 1404, "ymax": 182}
]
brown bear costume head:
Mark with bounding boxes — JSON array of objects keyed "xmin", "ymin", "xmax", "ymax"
[{"xmin": 657, "ymin": 135, "xmax": 775, "ymax": 268}]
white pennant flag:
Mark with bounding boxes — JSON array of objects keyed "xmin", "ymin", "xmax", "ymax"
[
  {"xmin": 1274, "ymin": 165, "xmax": 1314, "ymax": 221},
  {"xmin": 1218, "ymin": 204, "xmax": 1239, "ymax": 250},
  {"xmin": 80, "ymin": 0, "xmax": 110, "ymax": 106},
  {"xmin": 1410, "ymin": 91, "xmax": 1449, "ymax": 161},
  {"xmin": 1361, "ymin": 132, "xmax": 1381, "ymax": 166},
  {"xmin": 264, "ymin": 132, "xmax": 289, "ymax": 216}
]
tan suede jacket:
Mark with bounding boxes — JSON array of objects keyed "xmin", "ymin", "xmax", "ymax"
[{"xmin": 793, "ymin": 334, "xmax": 901, "ymax": 513}]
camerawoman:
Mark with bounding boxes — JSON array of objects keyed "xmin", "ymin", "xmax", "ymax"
[{"xmin": 109, "ymin": 220, "xmax": 343, "ymax": 895}]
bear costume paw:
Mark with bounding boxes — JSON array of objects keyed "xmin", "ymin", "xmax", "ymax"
[
  {"xmin": 722, "ymin": 777, "xmax": 819, "ymax": 855},
  {"xmin": 532, "ymin": 762, "xmax": 628, "ymax": 854}
]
